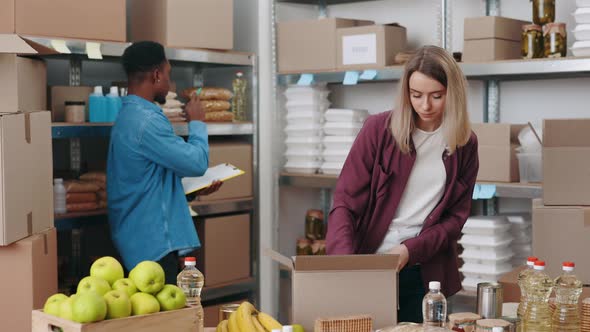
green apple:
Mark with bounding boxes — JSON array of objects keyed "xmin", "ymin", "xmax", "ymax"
[
  {"xmin": 129, "ymin": 261, "xmax": 165, "ymax": 294},
  {"xmin": 130, "ymin": 293, "xmax": 160, "ymax": 316},
  {"xmin": 112, "ymin": 278, "xmax": 138, "ymax": 297},
  {"xmin": 77, "ymin": 276, "xmax": 111, "ymax": 296},
  {"xmin": 104, "ymin": 290, "xmax": 132, "ymax": 319},
  {"xmin": 59, "ymin": 294, "xmax": 78, "ymax": 321},
  {"xmin": 43, "ymin": 293, "xmax": 68, "ymax": 317},
  {"xmin": 293, "ymin": 324, "xmax": 305, "ymax": 332},
  {"xmin": 71, "ymin": 292, "xmax": 107, "ymax": 323},
  {"xmin": 156, "ymin": 285, "xmax": 187, "ymax": 311},
  {"xmin": 90, "ymin": 256, "xmax": 124, "ymax": 286}
]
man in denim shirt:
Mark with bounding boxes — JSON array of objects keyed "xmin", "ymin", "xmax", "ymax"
[{"xmin": 107, "ymin": 41, "xmax": 221, "ymax": 283}]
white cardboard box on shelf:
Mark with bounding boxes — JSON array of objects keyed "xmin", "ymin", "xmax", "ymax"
[
  {"xmin": 266, "ymin": 249, "xmax": 398, "ymax": 332},
  {"xmin": 0, "ymin": 111, "xmax": 53, "ymax": 246}
]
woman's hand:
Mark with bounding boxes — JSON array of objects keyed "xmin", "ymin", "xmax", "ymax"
[{"xmin": 388, "ymin": 244, "xmax": 409, "ymax": 271}]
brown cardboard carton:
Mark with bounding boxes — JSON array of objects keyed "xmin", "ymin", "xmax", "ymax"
[
  {"xmin": 49, "ymin": 86, "xmax": 93, "ymax": 122},
  {"xmin": 0, "ymin": 112, "xmax": 53, "ymax": 246},
  {"xmin": 266, "ymin": 249, "xmax": 398, "ymax": 331},
  {"xmin": 532, "ymin": 199, "xmax": 590, "ymax": 283},
  {"xmin": 129, "ymin": 0, "xmax": 233, "ymax": 50},
  {"xmin": 13, "ymin": 0, "xmax": 125, "ymax": 41},
  {"xmin": 0, "ymin": 228, "xmax": 57, "ymax": 332},
  {"xmin": 464, "ymin": 16, "xmax": 530, "ymax": 42},
  {"xmin": 471, "ymin": 123, "xmax": 523, "ymax": 182},
  {"xmin": 463, "ymin": 39, "xmax": 522, "ymax": 62},
  {"xmin": 200, "ymin": 142, "xmax": 253, "ymax": 202},
  {"xmin": 278, "ymin": 18, "xmax": 373, "ymax": 73},
  {"xmin": 543, "ymin": 119, "xmax": 590, "ymax": 205},
  {"xmin": 336, "ymin": 23, "xmax": 407, "ymax": 70},
  {"xmin": 195, "ymin": 214, "xmax": 250, "ymax": 287},
  {"xmin": 0, "ymin": 0, "xmax": 15, "ymax": 33}
]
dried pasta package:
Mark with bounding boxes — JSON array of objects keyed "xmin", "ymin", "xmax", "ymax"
[
  {"xmin": 66, "ymin": 192, "xmax": 98, "ymax": 204},
  {"xmin": 97, "ymin": 190, "xmax": 107, "ymax": 201},
  {"xmin": 79, "ymin": 172, "xmax": 107, "ymax": 183},
  {"xmin": 98, "ymin": 200, "xmax": 108, "ymax": 209},
  {"xmin": 64, "ymin": 180, "xmax": 101, "ymax": 193},
  {"xmin": 205, "ymin": 111, "xmax": 234, "ymax": 122},
  {"xmin": 200, "ymin": 100, "xmax": 231, "ymax": 112},
  {"xmin": 182, "ymin": 87, "xmax": 233, "ymax": 101},
  {"xmin": 66, "ymin": 202, "xmax": 99, "ymax": 212}
]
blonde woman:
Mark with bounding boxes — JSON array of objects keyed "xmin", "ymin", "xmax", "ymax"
[{"xmin": 326, "ymin": 45, "xmax": 478, "ymax": 323}]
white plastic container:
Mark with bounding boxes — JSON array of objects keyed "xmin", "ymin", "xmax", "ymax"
[
  {"xmin": 320, "ymin": 161, "xmax": 345, "ymax": 175},
  {"xmin": 572, "ymin": 40, "xmax": 590, "ymax": 57},
  {"xmin": 577, "ymin": 0, "xmax": 590, "ymax": 7},
  {"xmin": 284, "ymin": 160, "xmax": 321, "ymax": 174},
  {"xmin": 461, "ymin": 254, "xmax": 513, "ymax": 266},
  {"xmin": 285, "ymin": 149, "xmax": 322, "ymax": 163},
  {"xmin": 323, "ymin": 149, "xmax": 350, "ymax": 163},
  {"xmin": 516, "ymin": 152, "xmax": 542, "ymax": 183},
  {"xmin": 324, "ymin": 108, "xmax": 369, "ymax": 123},
  {"xmin": 518, "ymin": 125, "xmax": 542, "ymax": 152},
  {"xmin": 323, "ymin": 122, "xmax": 363, "ymax": 136},
  {"xmin": 285, "ymin": 124, "xmax": 323, "ymax": 137},
  {"xmin": 286, "ymin": 110, "xmax": 324, "ymax": 124},
  {"xmin": 286, "ymin": 99, "xmax": 330, "ymax": 109},
  {"xmin": 285, "ymin": 136, "xmax": 322, "ymax": 150},
  {"xmin": 574, "ymin": 24, "xmax": 590, "ymax": 41},
  {"xmin": 575, "ymin": 8, "xmax": 590, "ymax": 24},
  {"xmin": 54, "ymin": 178, "xmax": 67, "ymax": 214},
  {"xmin": 322, "ymin": 136, "xmax": 356, "ymax": 150},
  {"xmin": 461, "ymin": 262, "xmax": 513, "ymax": 276},
  {"xmin": 462, "ymin": 216, "xmax": 511, "ymax": 236},
  {"xmin": 459, "ymin": 235, "xmax": 513, "ymax": 248},
  {"xmin": 461, "ymin": 247, "xmax": 514, "ymax": 260}
]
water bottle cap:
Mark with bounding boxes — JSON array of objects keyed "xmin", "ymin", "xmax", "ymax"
[
  {"xmin": 236, "ymin": 71, "xmax": 243, "ymax": 77},
  {"xmin": 527, "ymin": 256, "xmax": 538, "ymax": 265},
  {"xmin": 93, "ymin": 86, "xmax": 103, "ymax": 95},
  {"xmin": 563, "ymin": 262, "xmax": 575, "ymax": 271},
  {"xmin": 184, "ymin": 257, "xmax": 196, "ymax": 265},
  {"xmin": 109, "ymin": 86, "xmax": 119, "ymax": 96},
  {"xmin": 429, "ymin": 281, "xmax": 441, "ymax": 290},
  {"xmin": 534, "ymin": 261, "xmax": 546, "ymax": 270},
  {"xmin": 54, "ymin": 178, "xmax": 63, "ymax": 184}
]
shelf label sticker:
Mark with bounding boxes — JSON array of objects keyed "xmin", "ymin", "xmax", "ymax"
[
  {"xmin": 297, "ymin": 73, "xmax": 314, "ymax": 86},
  {"xmin": 343, "ymin": 71, "xmax": 360, "ymax": 85},
  {"xmin": 472, "ymin": 184, "xmax": 497, "ymax": 200},
  {"xmin": 360, "ymin": 69, "xmax": 378, "ymax": 80}
]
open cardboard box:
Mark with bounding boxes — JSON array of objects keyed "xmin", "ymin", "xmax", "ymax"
[{"xmin": 265, "ymin": 249, "xmax": 398, "ymax": 331}]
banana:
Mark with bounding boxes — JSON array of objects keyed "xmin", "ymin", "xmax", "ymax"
[
  {"xmin": 236, "ymin": 302, "xmax": 259, "ymax": 332},
  {"xmin": 217, "ymin": 320, "xmax": 229, "ymax": 332},
  {"xmin": 229, "ymin": 311, "xmax": 241, "ymax": 332},
  {"xmin": 257, "ymin": 312, "xmax": 282, "ymax": 331},
  {"xmin": 252, "ymin": 314, "xmax": 268, "ymax": 332}
]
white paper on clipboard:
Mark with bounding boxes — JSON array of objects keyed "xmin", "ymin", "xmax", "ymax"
[{"xmin": 182, "ymin": 163, "xmax": 245, "ymax": 195}]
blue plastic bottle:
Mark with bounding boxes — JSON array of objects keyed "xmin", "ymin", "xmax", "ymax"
[
  {"xmin": 106, "ymin": 86, "xmax": 122, "ymax": 122},
  {"xmin": 89, "ymin": 86, "xmax": 106, "ymax": 123}
]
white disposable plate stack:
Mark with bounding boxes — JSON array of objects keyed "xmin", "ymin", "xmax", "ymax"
[
  {"xmin": 502, "ymin": 213, "xmax": 533, "ymax": 267},
  {"xmin": 573, "ymin": 1, "xmax": 590, "ymax": 56},
  {"xmin": 320, "ymin": 108, "xmax": 368, "ymax": 175},
  {"xmin": 283, "ymin": 85, "xmax": 330, "ymax": 174},
  {"xmin": 459, "ymin": 216, "xmax": 514, "ymax": 291}
]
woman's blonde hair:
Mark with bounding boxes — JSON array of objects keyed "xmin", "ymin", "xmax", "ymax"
[{"xmin": 390, "ymin": 45, "xmax": 471, "ymax": 154}]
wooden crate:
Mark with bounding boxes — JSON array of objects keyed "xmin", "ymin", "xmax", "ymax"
[{"xmin": 32, "ymin": 307, "xmax": 198, "ymax": 332}]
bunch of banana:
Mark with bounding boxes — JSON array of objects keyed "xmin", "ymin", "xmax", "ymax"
[{"xmin": 217, "ymin": 301, "xmax": 282, "ymax": 332}]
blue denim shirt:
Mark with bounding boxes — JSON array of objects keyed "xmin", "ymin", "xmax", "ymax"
[{"xmin": 107, "ymin": 95, "xmax": 208, "ymax": 270}]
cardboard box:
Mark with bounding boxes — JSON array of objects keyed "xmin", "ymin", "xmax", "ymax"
[
  {"xmin": 9, "ymin": 0, "xmax": 126, "ymax": 41},
  {"xmin": 129, "ymin": 0, "xmax": 233, "ymax": 50},
  {"xmin": 471, "ymin": 123, "xmax": 523, "ymax": 182},
  {"xmin": 266, "ymin": 249, "xmax": 398, "ymax": 331},
  {"xmin": 49, "ymin": 86, "xmax": 93, "ymax": 122},
  {"xmin": 278, "ymin": 18, "xmax": 373, "ymax": 73},
  {"xmin": 543, "ymin": 119, "xmax": 590, "ymax": 205},
  {"xmin": 0, "ymin": 111, "xmax": 53, "ymax": 246},
  {"xmin": 203, "ymin": 298, "xmax": 247, "ymax": 328},
  {"xmin": 195, "ymin": 214, "xmax": 250, "ymax": 287},
  {"xmin": 200, "ymin": 142, "xmax": 253, "ymax": 202},
  {"xmin": 0, "ymin": 0, "xmax": 15, "ymax": 34},
  {"xmin": 0, "ymin": 228, "xmax": 57, "ymax": 332},
  {"xmin": 463, "ymin": 16, "xmax": 529, "ymax": 62},
  {"xmin": 336, "ymin": 23, "xmax": 407, "ymax": 70},
  {"xmin": 532, "ymin": 200, "xmax": 590, "ymax": 284}
]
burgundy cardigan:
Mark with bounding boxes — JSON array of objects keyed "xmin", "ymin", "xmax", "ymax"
[{"xmin": 326, "ymin": 111, "xmax": 479, "ymax": 297}]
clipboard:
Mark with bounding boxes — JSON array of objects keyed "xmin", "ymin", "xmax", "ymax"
[{"xmin": 182, "ymin": 163, "xmax": 245, "ymax": 195}]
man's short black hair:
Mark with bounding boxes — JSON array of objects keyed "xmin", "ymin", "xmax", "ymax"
[{"xmin": 122, "ymin": 41, "xmax": 167, "ymax": 76}]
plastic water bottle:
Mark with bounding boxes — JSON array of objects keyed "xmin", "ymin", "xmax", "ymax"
[
  {"xmin": 422, "ymin": 281, "xmax": 447, "ymax": 330},
  {"xmin": 524, "ymin": 261, "xmax": 554, "ymax": 332},
  {"xmin": 106, "ymin": 86, "xmax": 122, "ymax": 122},
  {"xmin": 517, "ymin": 256, "xmax": 538, "ymax": 329},
  {"xmin": 231, "ymin": 71, "xmax": 247, "ymax": 121},
  {"xmin": 177, "ymin": 257, "xmax": 204, "ymax": 332},
  {"xmin": 89, "ymin": 86, "xmax": 106, "ymax": 123},
  {"xmin": 552, "ymin": 262, "xmax": 582, "ymax": 332},
  {"xmin": 53, "ymin": 178, "xmax": 66, "ymax": 214}
]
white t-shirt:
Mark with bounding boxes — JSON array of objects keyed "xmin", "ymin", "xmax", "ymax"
[{"xmin": 376, "ymin": 126, "xmax": 447, "ymax": 254}]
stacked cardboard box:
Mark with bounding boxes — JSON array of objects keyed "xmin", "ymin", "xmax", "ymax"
[
  {"xmin": 463, "ymin": 16, "xmax": 530, "ymax": 62},
  {"xmin": 532, "ymin": 119, "xmax": 590, "ymax": 284},
  {"xmin": 471, "ymin": 123, "xmax": 524, "ymax": 182},
  {"xmin": 0, "ymin": 32, "xmax": 56, "ymax": 332}
]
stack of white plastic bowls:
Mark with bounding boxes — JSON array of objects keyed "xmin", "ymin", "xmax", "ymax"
[
  {"xmin": 573, "ymin": 0, "xmax": 590, "ymax": 56},
  {"xmin": 320, "ymin": 109, "xmax": 368, "ymax": 175}
]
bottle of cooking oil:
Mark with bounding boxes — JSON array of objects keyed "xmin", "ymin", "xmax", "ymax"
[
  {"xmin": 177, "ymin": 257, "xmax": 204, "ymax": 332},
  {"xmin": 552, "ymin": 262, "xmax": 582, "ymax": 332},
  {"xmin": 517, "ymin": 256, "xmax": 538, "ymax": 331},
  {"xmin": 524, "ymin": 261, "xmax": 554, "ymax": 332},
  {"xmin": 231, "ymin": 71, "xmax": 247, "ymax": 121}
]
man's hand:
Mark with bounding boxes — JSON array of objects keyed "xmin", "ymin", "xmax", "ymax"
[
  {"xmin": 185, "ymin": 92, "xmax": 205, "ymax": 122},
  {"xmin": 193, "ymin": 180, "xmax": 223, "ymax": 196},
  {"xmin": 388, "ymin": 244, "xmax": 409, "ymax": 271}
]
